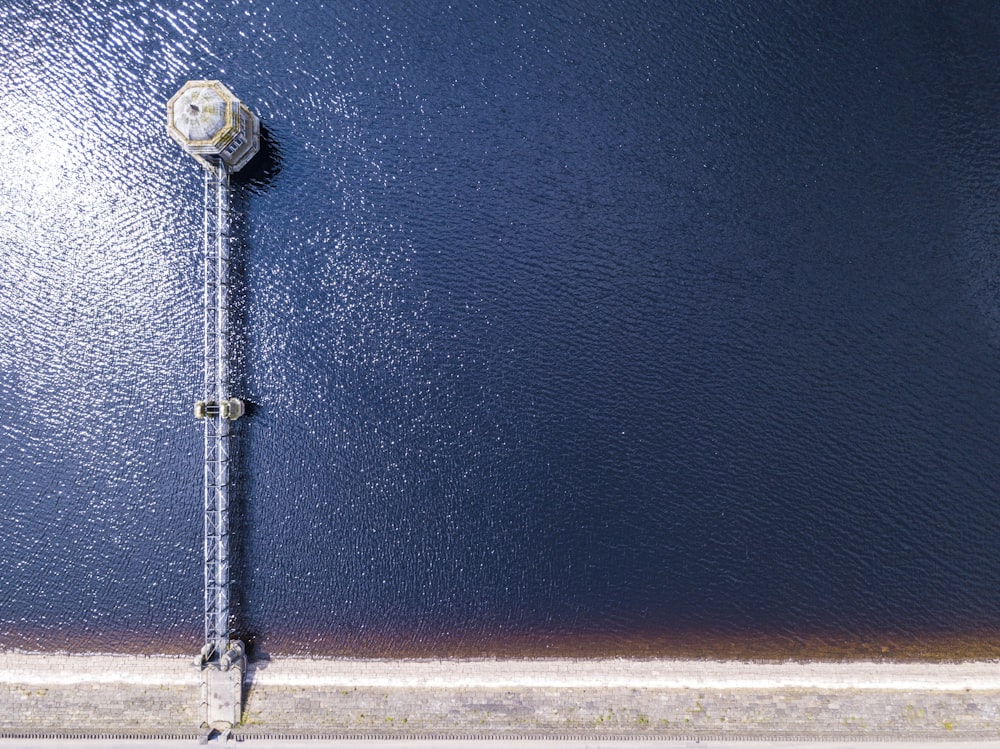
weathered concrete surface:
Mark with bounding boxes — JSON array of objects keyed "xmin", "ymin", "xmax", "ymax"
[
  {"xmin": 240, "ymin": 683, "xmax": 1000, "ymax": 739},
  {"xmin": 0, "ymin": 654, "xmax": 198, "ymax": 735},
  {"xmin": 2, "ymin": 653, "xmax": 1000, "ymax": 740},
  {"xmin": 238, "ymin": 659, "xmax": 1000, "ymax": 739}
]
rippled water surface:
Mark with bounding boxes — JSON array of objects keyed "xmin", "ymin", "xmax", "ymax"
[{"xmin": 2, "ymin": 0, "xmax": 1000, "ymax": 658}]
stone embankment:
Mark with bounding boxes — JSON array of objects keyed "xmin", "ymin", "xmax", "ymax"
[
  {"xmin": 2, "ymin": 653, "xmax": 999, "ymax": 740},
  {"xmin": 0, "ymin": 653, "xmax": 198, "ymax": 737}
]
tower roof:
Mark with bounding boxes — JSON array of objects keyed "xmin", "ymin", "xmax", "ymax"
[{"xmin": 167, "ymin": 80, "xmax": 238, "ymax": 150}]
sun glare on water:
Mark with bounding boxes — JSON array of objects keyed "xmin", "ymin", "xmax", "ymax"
[{"xmin": 0, "ymin": 78, "xmax": 193, "ymax": 457}]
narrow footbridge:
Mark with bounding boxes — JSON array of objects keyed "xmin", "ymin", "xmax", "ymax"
[
  {"xmin": 199, "ymin": 162, "xmax": 242, "ymax": 662},
  {"xmin": 167, "ymin": 79, "xmax": 261, "ymax": 735}
]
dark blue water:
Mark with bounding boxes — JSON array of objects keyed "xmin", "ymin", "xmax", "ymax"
[{"xmin": 2, "ymin": 0, "xmax": 1000, "ymax": 658}]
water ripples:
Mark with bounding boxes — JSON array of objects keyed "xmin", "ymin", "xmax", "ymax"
[{"xmin": 2, "ymin": 0, "xmax": 1000, "ymax": 657}]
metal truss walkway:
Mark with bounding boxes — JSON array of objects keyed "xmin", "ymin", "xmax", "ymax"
[{"xmin": 202, "ymin": 163, "xmax": 233, "ymax": 659}]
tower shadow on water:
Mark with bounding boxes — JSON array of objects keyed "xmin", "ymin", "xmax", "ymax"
[{"xmin": 232, "ymin": 123, "xmax": 283, "ymax": 194}]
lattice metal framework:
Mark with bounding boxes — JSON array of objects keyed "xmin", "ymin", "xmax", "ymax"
[{"xmin": 203, "ymin": 162, "xmax": 232, "ymax": 656}]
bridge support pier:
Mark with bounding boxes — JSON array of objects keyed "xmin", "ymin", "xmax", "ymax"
[{"xmin": 197, "ymin": 639, "xmax": 246, "ymax": 740}]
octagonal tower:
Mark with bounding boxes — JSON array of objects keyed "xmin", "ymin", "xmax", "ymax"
[{"xmin": 167, "ymin": 80, "xmax": 260, "ymax": 172}]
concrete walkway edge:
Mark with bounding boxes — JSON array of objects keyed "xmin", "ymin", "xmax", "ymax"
[{"xmin": 1, "ymin": 653, "xmax": 998, "ymax": 740}]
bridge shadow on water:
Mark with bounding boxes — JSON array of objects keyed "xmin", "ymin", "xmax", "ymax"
[{"xmin": 225, "ymin": 125, "xmax": 282, "ymax": 662}]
